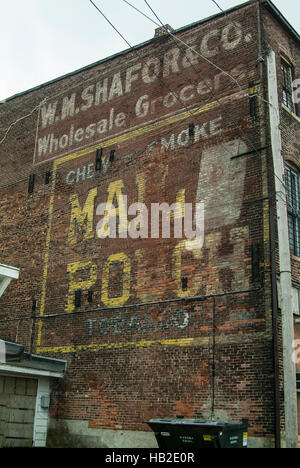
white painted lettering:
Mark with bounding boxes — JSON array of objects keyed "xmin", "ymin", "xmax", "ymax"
[
  {"xmin": 163, "ymin": 92, "xmax": 178, "ymax": 108},
  {"xmin": 114, "ymin": 112, "xmax": 126, "ymax": 127},
  {"xmin": 210, "ymin": 116, "xmax": 222, "ymax": 135},
  {"xmin": 109, "ymin": 73, "xmax": 123, "ymax": 100},
  {"xmin": 86, "ymin": 163, "xmax": 94, "ymax": 179},
  {"xmin": 86, "ymin": 123, "xmax": 96, "ymax": 139},
  {"xmin": 59, "ymin": 134, "xmax": 69, "ymax": 149},
  {"xmin": 161, "ymin": 134, "xmax": 175, "ymax": 151},
  {"xmin": 49, "ymin": 134, "xmax": 58, "ymax": 153},
  {"xmin": 179, "ymin": 85, "xmax": 195, "ymax": 102},
  {"xmin": 194, "ymin": 122, "xmax": 208, "ymax": 141},
  {"xmin": 74, "ymin": 128, "xmax": 84, "ymax": 142},
  {"xmin": 221, "ymin": 23, "xmax": 242, "ymax": 50},
  {"xmin": 76, "ymin": 165, "xmax": 86, "ymax": 184},
  {"xmin": 95, "ymin": 78, "xmax": 108, "ymax": 106},
  {"xmin": 38, "ymin": 135, "xmax": 50, "ymax": 157},
  {"xmin": 40, "ymin": 101, "xmax": 58, "ymax": 129},
  {"xmin": 177, "ymin": 128, "xmax": 190, "ymax": 147},
  {"xmin": 142, "ymin": 57, "xmax": 161, "ymax": 83},
  {"xmin": 135, "ymin": 95, "xmax": 149, "ymax": 118},
  {"xmin": 66, "ymin": 170, "xmax": 76, "ymax": 185},
  {"xmin": 182, "ymin": 47, "xmax": 199, "ymax": 68},
  {"xmin": 200, "ymin": 29, "xmax": 219, "ymax": 57},
  {"xmin": 197, "ymin": 79, "xmax": 212, "ymax": 95}
]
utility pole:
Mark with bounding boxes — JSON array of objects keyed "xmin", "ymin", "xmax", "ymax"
[{"xmin": 267, "ymin": 50, "xmax": 298, "ymax": 448}]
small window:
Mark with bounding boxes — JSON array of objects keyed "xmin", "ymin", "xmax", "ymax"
[
  {"xmin": 286, "ymin": 165, "xmax": 300, "ymax": 256},
  {"xmin": 281, "ymin": 60, "xmax": 296, "ymax": 113}
]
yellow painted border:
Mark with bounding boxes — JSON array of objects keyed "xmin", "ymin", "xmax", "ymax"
[
  {"xmin": 37, "ymin": 90, "xmax": 246, "ymax": 353},
  {"xmin": 36, "ymin": 337, "xmax": 196, "ymax": 354}
]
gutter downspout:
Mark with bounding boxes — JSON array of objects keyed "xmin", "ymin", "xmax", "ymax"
[
  {"xmin": 267, "ymin": 50, "xmax": 298, "ymax": 448},
  {"xmin": 269, "ymin": 202, "xmax": 282, "ymax": 448}
]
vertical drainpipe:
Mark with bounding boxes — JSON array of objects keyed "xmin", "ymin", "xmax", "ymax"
[
  {"xmin": 257, "ymin": 0, "xmax": 281, "ymax": 448},
  {"xmin": 267, "ymin": 50, "xmax": 298, "ymax": 448}
]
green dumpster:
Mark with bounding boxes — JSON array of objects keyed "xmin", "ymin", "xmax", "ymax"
[{"xmin": 147, "ymin": 418, "xmax": 248, "ymax": 449}]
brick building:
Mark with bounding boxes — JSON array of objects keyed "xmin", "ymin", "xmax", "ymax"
[{"xmin": 0, "ymin": 0, "xmax": 300, "ymax": 448}]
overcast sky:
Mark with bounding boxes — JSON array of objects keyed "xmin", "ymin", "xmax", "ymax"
[{"xmin": 1, "ymin": 0, "xmax": 299, "ymax": 101}]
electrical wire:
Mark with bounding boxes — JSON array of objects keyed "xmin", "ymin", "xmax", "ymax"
[
  {"xmin": 0, "ymin": 0, "xmax": 288, "ymax": 243},
  {"xmin": 0, "ymin": 41, "xmax": 290, "ymax": 242},
  {"xmin": 0, "ymin": 286, "xmax": 261, "ymax": 324},
  {"xmin": 1, "ymin": 12, "xmax": 204, "ymax": 187},
  {"xmin": 0, "ymin": 0, "xmax": 238, "ymax": 187},
  {"xmin": 0, "ymin": 98, "xmax": 47, "ymax": 146},
  {"xmin": 0, "ymin": 43, "xmax": 186, "ymax": 186},
  {"xmin": 139, "ymin": 0, "xmax": 278, "ymax": 188},
  {"xmin": 90, "ymin": 0, "xmax": 259, "ymax": 167},
  {"xmin": 0, "ymin": 1, "xmax": 294, "ymax": 369},
  {"xmin": 0, "ymin": 0, "xmax": 293, "ymax": 317},
  {"xmin": 0, "ymin": 58, "xmax": 257, "ymax": 194},
  {"xmin": 141, "ymin": 0, "xmax": 242, "ymax": 90},
  {"xmin": 88, "ymin": 0, "xmax": 132, "ymax": 49},
  {"xmin": 0, "ymin": 0, "xmax": 285, "ymax": 182}
]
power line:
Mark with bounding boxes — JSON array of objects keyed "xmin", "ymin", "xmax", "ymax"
[
  {"xmin": 0, "ymin": 22, "xmax": 186, "ymax": 184},
  {"xmin": 0, "ymin": 0, "xmax": 247, "ymax": 148},
  {"xmin": 87, "ymin": 0, "xmax": 213, "ymax": 126},
  {"xmin": 0, "ymin": 67, "xmax": 251, "ymax": 194},
  {"xmin": 0, "ymin": 0, "xmax": 224, "ymax": 188},
  {"xmin": 136, "ymin": 0, "xmax": 291, "ymax": 200},
  {"xmin": 137, "ymin": 2, "xmax": 267, "ymax": 159},
  {"xmin": 137, "ymin": 0, "xmax": 243, "ymax": 90},
  {"xmin": 0, "ymin": 2, "xmax": 288, "ymax": 234},
  {"xmin": 86, "ymin": 2, "xmax": 295, "ymax": 230},
  {"xmin": 95, "ymin": 0, "xmax": 259, "ymax": 170},
  {"xmin": 0, "ymin": 99, "xmax": 47, "ymax": 147},
  {"xmin": 0, "ymin": 47, "xmax": 166, "ymax": 186},
  {"xmin": 210, "ymin": 0, "xmax": 260, "ymax": 49}
]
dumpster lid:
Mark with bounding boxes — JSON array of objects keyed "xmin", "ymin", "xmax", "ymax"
[{"xmin": 148, "ymin": 418, "xmax": 247, "ymax": 428}]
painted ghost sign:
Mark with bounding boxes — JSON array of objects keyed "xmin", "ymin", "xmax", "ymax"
[
  {"xmin": 33, "ymin": 20, "xmax": 253, "ymax": 165},
  {"xmin": 36, "ymin": 111, "xmax": 249, "ymax": 352}
]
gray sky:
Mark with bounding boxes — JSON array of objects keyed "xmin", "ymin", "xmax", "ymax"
[{"xmin": 1, "ymin": 0, "xmax": 299, "ymax": 101}]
